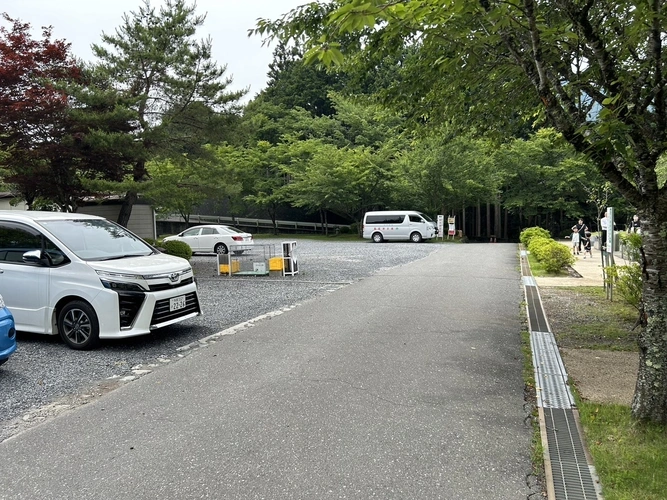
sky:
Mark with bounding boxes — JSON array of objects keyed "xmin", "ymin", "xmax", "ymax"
[{"xmin": 1, "ymin": 0, "xmax": 307, "ymax": 101}]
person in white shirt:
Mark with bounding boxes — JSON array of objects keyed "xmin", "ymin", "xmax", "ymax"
[
  {"xmin": 571, "ymin": 218, "xmax": 587, "ymax": 253},
  {"xmin": 571, "ymin": 227, "xmax": 581, "ymax": 255},
  {"xmin": 600, "ymin": 211, "xmax": 614, "ymax": 249}
]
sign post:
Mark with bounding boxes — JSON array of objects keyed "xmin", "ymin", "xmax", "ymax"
[
  {"xmin": 447, "ymin": 216, "xmax": 456, "ymax": 240},
  {"xmin": 437, "ymin": 215, "xmax": 444, "ymax": 240}
]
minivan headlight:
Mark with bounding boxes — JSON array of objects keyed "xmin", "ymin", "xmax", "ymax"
[
  {"xmin": 100, "ymin": 280, "xmax": 147, "ymax": 292},
  {"xmin": 96, "ymin": 270, "xmax": 148, "ymax": 292}
]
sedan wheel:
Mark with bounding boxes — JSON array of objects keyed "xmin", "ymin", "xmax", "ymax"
[
  {"xmin": 58, "ymin": 301, "xmax": 100, "ymax": 350},
  {"xmin": 215, "ymin": 243, "xmax": 229, "ymax": 255}
]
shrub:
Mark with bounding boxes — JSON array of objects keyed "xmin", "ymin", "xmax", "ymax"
[
  {"xmin": 143, "ymin": 237, "xmax": 158, "ymax": 247},
  {"xmin": 519, "ymin": 226, "xmax": 551, "ymax": 246},
  {"xmin": 161, "ymin": 240, "xmax": 192, "ymax": 260},
  {"xmin": 527, "ymin": 236, "xmax": 552, "ymax": 261},
  {"xmin": 349, "ymin": 222, "xmax": 359, "ymax": 236},
  {"xmin": 606, "ymin": 263, "xmax": 643, "ymax": 312},
  {"xmin": 539, "ymin": 240, "xmax": 575, "ymax": 273},
  {"xmin": 618, "ymin": 231, "xmax": 643, "ymax": 263},
  {"xmin": 338, "ymin": 225, "xmax": 351, "ymax": 234}
]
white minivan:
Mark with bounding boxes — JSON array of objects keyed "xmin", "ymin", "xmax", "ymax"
[
  {"xmin": 362, "ymin": 210, "xmax": 437, "ymax": 243},
  {"xmin": 0, "ymin": 211, "xmax": 201, "ymax": 349}
]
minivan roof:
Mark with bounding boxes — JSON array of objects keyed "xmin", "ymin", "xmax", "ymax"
[
  {"xmin": 364, "ymin": 210, "xmax": 422, "ymax": 215},
  {"xmin": 0, "ymin": 210, "xmax": 103, "ymax": 222}
]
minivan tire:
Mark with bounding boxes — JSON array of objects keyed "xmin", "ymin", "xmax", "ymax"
[
  {"xmin": 214, "ymin": 243, "xmax": 229, "ymax": 255},
  {"xmin": 410, "ymin": 232, "xmax": 423, "ymax": 243},
  {"xmin": 372, "ymin": 232, "xmax": 384, "ymax": 243},
  {"xmin": 58, "ymin": 300, "xmax": 100, "ymax": 350}
]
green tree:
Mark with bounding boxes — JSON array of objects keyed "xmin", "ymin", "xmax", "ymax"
[
  {"xmin": 91, "ymin": 0, "xmax": 244, "ymax": 226},
  {"xmin": 257, "ymin": 1, "xmax": 667, "ymax": 423}
]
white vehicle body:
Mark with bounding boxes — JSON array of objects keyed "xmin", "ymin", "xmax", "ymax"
[
  {"xmin": 163, "ymin": 224, "xmax": 253, "ymax": 255},
  {"xmin": 0, "ymin": 211, "xmax": 201, "ymax": 349},
  {"xmin": 362, "ymin": 210, "xmax": 437, "ymax": 243}
]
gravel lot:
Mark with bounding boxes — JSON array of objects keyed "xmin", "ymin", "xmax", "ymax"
[{"xmin": 0, "ymin": 238, "xmax": 441, "ymax": 441}]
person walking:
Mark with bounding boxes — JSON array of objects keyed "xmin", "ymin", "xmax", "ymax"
[
  {"xmin": 571, "ymin": 218, "xmax": 587, "ymax": 253},
  {"xmin": 571, "ymin": 227, "xmax": 581, "ymax": 255},
  {"xmin": 582, "ymin": 231, "xmax": 593, "ymax": 259}
]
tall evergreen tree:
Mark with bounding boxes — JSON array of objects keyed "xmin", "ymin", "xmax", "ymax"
[{"xmin": 91, "ymin": 0, "xmax": 245, "ymax": 225}]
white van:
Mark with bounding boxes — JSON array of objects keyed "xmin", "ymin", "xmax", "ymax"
[
  {"xmin": 363, "ymin": 210, "xmax": 437, "ymax": 243},
  {"xmin": 0, "ymin": 211, "xmax": 201, "ymax": 349}
]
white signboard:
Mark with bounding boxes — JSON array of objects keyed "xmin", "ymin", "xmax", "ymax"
[{"xmin": 437, "ymin": 215, "xmax": 445, "ymax": 239}]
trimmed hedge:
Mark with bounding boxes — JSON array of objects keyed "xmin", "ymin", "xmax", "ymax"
[
  {"xmin": 519, "ymin": 226, "xmax": 551, "ymax": 247},
  {"xmin": 521, "ymin": 227, "xmax": 574, "ymax": 273},
  {"xmin": 160, "ymin": 240, "xmax": 192, "ymax": 261}
]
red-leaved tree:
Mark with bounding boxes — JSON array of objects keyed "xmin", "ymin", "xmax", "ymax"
[{"xmin": 0, "ymin": 13, "xmax": 82, "ymax": 209}]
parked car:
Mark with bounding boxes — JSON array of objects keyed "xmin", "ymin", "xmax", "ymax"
[
  {"xmin": 0, "ymin": 293, "xmax": 17, "ymax": 366},
  {"xmin": 362, "ymin": 210, "xmax": 437, "ymax": 243},
  {"xmin": 0, "ymin": 211, "xmax": 201, "ymax": 350},
  {"xmin": 163, "ymin": 225, "xmax": 254, "ymax": 255}
]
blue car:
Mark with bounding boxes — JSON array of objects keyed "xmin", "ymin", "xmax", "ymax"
[{"xmin": 0, "ymin": 293, "xmax": 17, "ymax": 366}]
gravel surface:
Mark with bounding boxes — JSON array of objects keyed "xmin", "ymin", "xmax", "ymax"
[{"xmin": 0, "ymin": 239, "xmax": 440, "ymax": 441}]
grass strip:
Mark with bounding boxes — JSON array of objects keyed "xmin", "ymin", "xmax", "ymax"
[{"xmin": 577, "ymin": 402, "xmax": 667, "ymax": 500}]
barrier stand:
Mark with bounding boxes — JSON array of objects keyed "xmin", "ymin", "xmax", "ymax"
[{"xmin": 282, "ymin": 241, "xmax": 299, "ymax": 276}]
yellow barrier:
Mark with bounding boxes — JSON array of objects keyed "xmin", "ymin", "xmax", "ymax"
[
  {"xmin": 219, "ymin": 260, "xmax": 241, "ymax": 274},
  {"xmin": 269, "ymin": 257, "xmax": 283, "ymax": 271}
]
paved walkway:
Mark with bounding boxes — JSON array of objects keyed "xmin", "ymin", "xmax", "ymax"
[{"xmin": 535, "ymin": 241, "xmax": 630, "ymax": 287}]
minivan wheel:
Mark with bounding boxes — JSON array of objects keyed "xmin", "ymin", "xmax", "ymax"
[
  {"xmin": 372, "ymin": 232, "xmax": 384, "ymax": 243},
  {"xmin": 410, "ymin": 232, "xmax": 423, "ymax": 243},
  {"xmin": 58, "ymin": 301, "xmax": 100, "ymax": 350},
  {"xmin": 215, "ymin": 243, "xmax": 229, "ymax": 255}
]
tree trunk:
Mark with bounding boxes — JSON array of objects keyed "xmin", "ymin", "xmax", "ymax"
[
  {"xmin": 631, "ymin": 208, "xmax": 667, "ymax": 424},
  {"xmin": 117, "ymin": 190, "xmax": 137, "ymax": 228},
  {"xmin": 486, "ymin": 202, "xmax": 491, "ymax": 238}
]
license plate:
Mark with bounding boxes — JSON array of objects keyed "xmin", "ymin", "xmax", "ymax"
[{"xmin": 169, "ymin": 295, "xmax": 186, "ymax": 312}]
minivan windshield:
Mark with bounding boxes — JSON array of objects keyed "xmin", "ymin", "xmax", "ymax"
[{"xmin": 40, "ymin": 219, "xmax": 154, "ymax": 261}]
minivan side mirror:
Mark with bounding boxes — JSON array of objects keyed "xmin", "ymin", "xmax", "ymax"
[{"xmin": 22, "ymin": 249, "xmax": 49, "ymax": 266}]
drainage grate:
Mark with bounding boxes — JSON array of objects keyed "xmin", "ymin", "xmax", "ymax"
[
  {"xmin": 531, "ymin": 332, "xmax": 576, "ymax": 409},
  {"xmin": 521, "ymin": 249, "xmax": 601, "ymax": 499},
  {"xmin": 525, "ymin": 285, "xmax": 550, "ymax": 333},
  {"xmin": 544, "ymin": 408, "xmax": 600, "ymax": 499}
]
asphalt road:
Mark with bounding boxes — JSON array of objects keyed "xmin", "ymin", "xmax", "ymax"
[
  {"xmin": 0, "ymin": 239, "xmax": 441, "ymax": 441},
  {"xmin": 0, "ymin": 241, "xmax": 533, "ymax": 499}
]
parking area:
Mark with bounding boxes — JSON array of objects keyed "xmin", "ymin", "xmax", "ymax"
[{"xmin": 0, "ymin": 238, "xmax": 441, "ymax": 441}]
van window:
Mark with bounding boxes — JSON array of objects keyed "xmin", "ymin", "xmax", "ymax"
[
  {"xmin": 0, "ymin": 223, "xmax": 41, "ymax": 263},
  {"xmin": 39, "ymin": 219, "xmax": 153, "ymax": 261},
  {"xmin": 0, "ymin": 222, "xmax": 68, "ymax": 266},
  {"xmin": 409, "ymin": 215, "xmax": 423, "ymax": 223},
  {"xmin": 366, "ymin": 214, "xmax": 406, "ymax": 224}
]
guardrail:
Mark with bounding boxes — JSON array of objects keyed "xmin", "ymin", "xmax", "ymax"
[{"xmin": 157, "ymin": 214, "xmax": 351, "ymax": 233}]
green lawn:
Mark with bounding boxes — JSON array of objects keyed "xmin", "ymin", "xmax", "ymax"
[{"xmin": 577, "ymin": 403, "xmax": 667, "ymax": 500}]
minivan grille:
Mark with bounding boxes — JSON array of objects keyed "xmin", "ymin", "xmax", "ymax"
[
  {"xmin": 150, "ymin": 292, "xmax": 200, "ymax": 326},
  {"xmin": 148, "ymin": 277, "xmax": 194, "ymax": 292}
]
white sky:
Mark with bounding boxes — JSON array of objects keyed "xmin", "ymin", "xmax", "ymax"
[{"xmin": 0, "ymin": 0, "xmax": 306, "ymax": 101}]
